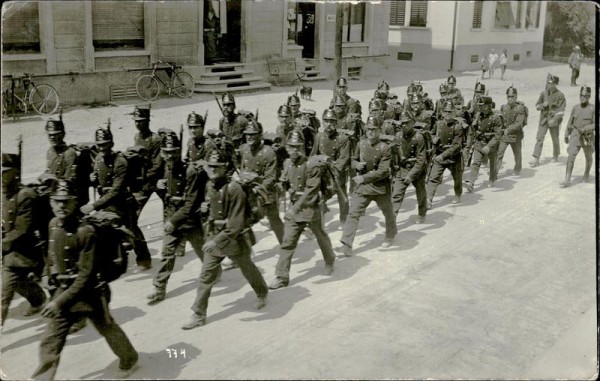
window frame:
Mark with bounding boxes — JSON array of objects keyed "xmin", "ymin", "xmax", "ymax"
[
  {"xmin": 472, "ymin": 0, "xmax": 484, "ymax": 29},
  {"xmin": 389, "ymin": 0, "xmax": 407, "ymax": 27},
  {"xmin": 2, "ymin": 1, "xmax": 41, "ymax": 54},
  {"xmin": 92, "ymin": 1, "xmax": 145, "ymax": 52},
  {"xmin": 494, "ymin": 1, "xmax": 516, "ymax": 29},
  {"xmin": 409, "ymin": 0, "xmax": 428, "ymax": 28},
  {"xmin": 342, "ymin": 2, "xmax": 366, "ymax": 43}
]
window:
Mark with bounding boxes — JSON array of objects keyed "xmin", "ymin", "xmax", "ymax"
[
  {"xmin": 93, "ymin": 1, "xmax": 144, "ymax": 51},
  {"xmin": 2, "ymin": 1, "xmax": 40, "ymax": 54},
  {"xmin": 472, "ymin": 1, "xmax": 483, "ymax": 28},
  {"xmin": 409, "ymin": 0, "xmax": 427, "ymax": 27},
  {"xmin": 495, "ymin": 1, "xmax": 515, "ymax": 29},
  {"xmin": 390, "ymin": 0, "xmax": 406, "ymax": 26},
  {"xmin": 513, "ymin": 53, "xmax": 520, "ymax": 61},
  {"xmin": 526, "ymin": 50, "xmax": 531, "ymax": 57},
  {"xmin": 397, "ymin": 52, "xmax": 413, "ymax": 61},
  {"xmin": 515, "ymin": 1, "xmax": 523, "ymax": 28},
  {"xmin": 525, "ymin": 1, "xmax": 541, "ymax": 28},
  {"xmin": 471, "ymin": 55, "xmax": 479, "ymax": 63},
  {"xmin": 342, "ymin": 2, "xmax": 365, "ymax": 42}
]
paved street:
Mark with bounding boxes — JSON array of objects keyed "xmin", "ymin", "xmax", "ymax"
[{"xmin": 1, "ymin": 61, "xmax": 597, "ymax": 380}]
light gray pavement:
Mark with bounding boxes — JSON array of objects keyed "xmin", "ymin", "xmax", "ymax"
[{"xmin": 1, "ymin": 61, "xmax": 597, "ymax": 380}]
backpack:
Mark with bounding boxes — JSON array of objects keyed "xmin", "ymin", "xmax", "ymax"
[
  {"xmin": 122, "ymin": 146, "xmax": 151, "ymax": 193},
  {"xmin": 70, "ymin": 142, "xmax": 96, "ymax": 204},
  {"xmin": 306, "ymin": 155, "xmax": 339, "ymax": 202},
  {"xmin": 231, "ymin": 171, "xmax": 267, "ymax": 227},
  {"xmin": 516, "ymin": 101, "xmax": 529, "ymax": 125},
  {"xmin": 82, "ymin": 211, "xmax": 134, "ymax": 283}
]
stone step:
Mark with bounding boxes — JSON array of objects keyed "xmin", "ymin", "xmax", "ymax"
[
  {"xmin": 195, "ymin": 76, "xmax": 265, "ymax": 86},
  {"xmin": 301, "ymin": 75, "xmax": 328, "ymax": 82},
  {"xmin": 199, "ymin": 70, "xmax": 254, "ymax": 79},
  {"xmin": 194, "ymin": 82, "xmax": 272, "ymax": 94},
  {"xmin": 205, "ymin": 62, "xmax": 247, "ymax": 73}
]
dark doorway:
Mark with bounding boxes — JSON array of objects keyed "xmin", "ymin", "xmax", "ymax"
[
  {"xmin": 224, "ymin": 0, "xmax": 241, "ymax": 62},
  {"xmin": 297, "ymin": 2, "xmax": 316, "ymax": 59},
  {"xmin": 204, "ymin": 0, "xmax": 241, "ymax": 64}
]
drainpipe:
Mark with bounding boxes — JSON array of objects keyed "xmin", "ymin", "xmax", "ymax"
[{"xmin": 449, "ymin": 1, "xmax": 458, "ymax": 71}]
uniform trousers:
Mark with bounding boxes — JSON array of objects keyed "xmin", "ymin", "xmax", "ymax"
[
  {"xmin": 32, "ymin": 292, "xmax": 137, "ymax": 380},
  {"xmin": 153, "ymin": 225, "xmax": 204, "ymax": 291},
  {"xmin": 341, "ymin": 192, "xmax": 397, "ymax": 248},
  {"xmin": 426, "ymin": 159, "xmax": 463, "ymax": 200},
  {"xmin": 496, "ymin": 138, "xmax": 522, "ymax": 175},
  {"xmin": 533, "ymin": 123, "xmax": 560, "ymax": 159},
  {"xmin": 336, "ymin": 171, "xmax": 350, "ymax": 224},
  {"xmin": 275, "ymin": 217, "xmax": 335, "ymax": 280},
  {"xmin": 468, "ymin": 148, "xmax": 498, "ymax": 185},
  {"xmin": 263, "ymin": 201, "xmax": 284, "ymax": 244},
  {"xmin": 122, "ymin": 201, "xmax": 152, "ymax": 266},
  {"xmin": 567, "ymin": 138, "xmax": 594, "ymax": 169},
  {"xmin": 392, "ymin": 171, "xmax": 427, "ymax": 217},
  {"xmin": 1, "ymin": 267, "xmax": 46, "ymax": 325},
  {"xmin": 191, "ymin": 250, "xmax": 266, "ymax": 318}
]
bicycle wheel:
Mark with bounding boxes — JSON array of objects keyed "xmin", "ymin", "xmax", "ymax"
[
  {"xmin": 29, "ymin": 84, "xmax": 60, "ymax": 115},
  {"xmin": 136, "ymin": 75, "xmax": 160, "ymax": 101},
  {"xmin": 172, "ymin": 72, "xmax": 195, "ymax": 98}
]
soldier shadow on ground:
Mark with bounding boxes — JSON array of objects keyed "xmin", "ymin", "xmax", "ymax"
[
  {"xmin": 80, "ymin": 342, "xmax": 201, "ymax": 380},
  {"xmin": 497, "ymin": 167, "xmax": 536, "ymax": 180},
  {"xmin": 64, "ymin": 306, "xmax": 146, "ymax": 346},
  {"xmin": 241, "ymin": 286, "xmax": 311, "ymax": 322},
  {"xmin": 210, "ymin": 264, "xmax": 267, "ymax": 298}
]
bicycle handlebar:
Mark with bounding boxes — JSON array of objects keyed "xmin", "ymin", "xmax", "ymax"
[{"xmin": 152, "ymin": 61, "xmax": 181, "ymax": 70}]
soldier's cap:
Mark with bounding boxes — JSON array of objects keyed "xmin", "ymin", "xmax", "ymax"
[
  {"xmin": 411, "ymin": 81, "xmax": 423, "ymax": 91},
  {"xmin": 332, "ymin": 95, "xmax": 347, "ymax": 106},
  {"xmin": 439, "ymin": 83, "xmax": 449, "ymax": 93},
  {"xmin": 301, "ymin": 108, "xmax": 316, "ymax": 116},
  {"xmin": 475, "ymin": 82, "xmax": 486, "ymax": 94},
  {"xmin": 365, "ymin": 122, "xmax": 381, "ymax": 130},
  {"xmin": 369, "ymin": 99, "xmax": 383, "ymax": 111},
  {"xmin": 287, "ymin": 94, "xmax": 301, "ymax": 106},
  {"xmin": 243, "ymin": 120, "xmax": 262, "ymax": 135},
  {"xmin": 95, "ymin": 127, "xmax": 113, "ymax": 144},
  {"xmin": 336, "ymin": 77, "xmax": 348, "ymax": 87},
  {"xmin": 366, "ymin": 115, "xmax": 379, "ymax": 127},
  {"xmin": 506, "ymin": 86, "xmax": 518, "ymax": 96},
  {"xmin": 133, "ymin": 106, "xmax": 150, "ymax": 121},
  {"xmin": 322, "ymin": 108, "xmax": 337, "ymax": 121},
  {"xmin": 286, "ymin": 130, "xmax": 305, "ymax": 147},
  {"xmin": 157, "ymin": 127, "xmax": 175, "ymax": 137},
  {"xmin": 410, "ymin": 94, "xmax": 423, "ymax": 103},
  {"xmin": 126, "ymin": 145, "xmax": 149, "ymax": 155},
  {"xmin": 442, "ymin": 100, "xmax": 455, "ymax": 112},
  {"xmin": 45, "ymin": 119, "xmax": 65, "ymax": 134},
  {"xmin": 447, "ymin": 75, "xmax": 457, "ymax": 84},
  {"xmin": 277, "ymin": 104, "xmax": 291, "ymax": 117},
  {"xmin": 1, "ymin": 153, "xmax": 20, "ymax": 171},
  {"xmin": 377, "ymin": 81, "xmax": 390, "ymax": 91},
  {"xmin": 202, "ymin": 149, "xmax": 227, "ymax": 166},
  {"xmin": 50, "ymin": 179, "xmax": 77, "ymax": 200},
  {"xmin": 580, "ymin": 86, "xmax": 591, "ymax": 97},
  {"xmin": 406, "ymin": 84, "xmax": 417, "ymax": 94},
  {"xmin": 477, "ymin": 96, "xmax": 494, "ymax": 107},
  {"xmin": 187, "ymin": 112, "xmax": 205, "ymax": 126},
  {"xmin": 161, "ymin": 132, "xmax": 181, "ymax": 151},
  {"xmin": 222, "ymin": 93, "xmax": 235, "ymax": 105},
  {"xmin": 547, "ymin": 73, "xmax": 559, "ymax": 84}
]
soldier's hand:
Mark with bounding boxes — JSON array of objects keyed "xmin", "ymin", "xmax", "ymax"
[
  {"xmin": 352, "ymin": 175, "xmax": 365, "ymax": 185},
  {"xmin": 156, "ymin": 179, "xmax": 167, "ymax": 190},
  {"xmin": 80, "ymin": 204, "xmax": 94, "ymax": 215},
  {"xmin": 480, "ymin": 146, "xmax": 490, "ymax": 156},
  {"xmin": 202, "ymin": 240, "xmax": 217, "ymax": 254},
  {"xmin": 89, "ymin": 172, "xmax": 98, "ymax": 184},
  {"xmin": 564, "ymin": 136, "xmax": 569, "ymax": 145},
  {"xmin": 354, "ymin": 161, "xmax": 367, "ymax": 171},
  {"xmin": 200, "ymin": 202, "xmax": 210, "ymax": 214},
  {"xmin": 403, "ymin": 177, "xmax": 412, "ymax": 185},
  {"xmin": 41, "ymin": 301, "xmax": 60, "ymax": 318},
  {"xmin": 284, "ymin": 209, "xmax": 295, "ymax": 221},
  {"xmin": 164, "ymin": 221, "xmax": 175, "ymax": 234},
  {"xmin": 433, "ymin": 155, "xmax": 443, "ymax": 164}
]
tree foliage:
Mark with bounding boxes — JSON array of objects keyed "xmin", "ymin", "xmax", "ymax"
[{"xmin": 544, "ymin": 1, "xmax": 596, "ymax": 57}]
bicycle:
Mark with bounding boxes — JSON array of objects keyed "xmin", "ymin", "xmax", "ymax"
[
  {"xmin": 2, "ymin": 73, "xmax": 60, "ymax": 118},
  {"xmin": 135, "ymin": 61, "xmax": 195, "ymax": 101}
]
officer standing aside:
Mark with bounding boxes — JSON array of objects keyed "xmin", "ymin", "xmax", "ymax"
[
  {"xmin": 1, "ymin": 153, "xmax": 47, "ymax": 328},
  {"xmin": 32, "ymin": 180, "xmax": 138, "ymax": 380},
  {"xmin": 337, "ymin": 121, "xmax": 397, "ymax": 256},
  {"xmin": 496, "ymin": 86, "xmax": 526, "ymax": 177},
  {"xmin": 530, "ymin": 74, "xmax": 566, "ymax": 167},
  {"xmin": 464, "ymin": 96, "xmax": 503, "ymax": 192},
  {"xmin": 239, "ymin": 120, "xmax": 285, "ymax": 244},
  {"xmin": 560, "ymin": 86, "xmax": 595, "ymax": 187},
  {"xmin": 182, "ymin": 150, "xmax": 268, "ymax": 330},
  {"xmin": 146, "ymin": 133, "xmax": 208, "ymax": 305},
  {"xmin": 219, "ymin": 93, "xmax": 249, "ymax": 150}
]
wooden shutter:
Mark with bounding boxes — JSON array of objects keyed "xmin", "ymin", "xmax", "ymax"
[
  {"xmin": 495, "ymin": 1, "xmax": 515, "ymax": 28},
  {"xmin": 409, "ymin": 0, "xmax": 428, "ymax": 27},
  {"xmin": 390, "ymin": 0, "xmax": 406, "ymax": 26},
  {"xmin": 515, "ymin": 1, "xmax": 523, "ymax": 28},
  {"xmin": 92, "ymin": 1, "xmax": 144, "ymax": 49},
  {"xmin": 2, "ymin": 1, "xmax": 40, "ymax": 53},
  {"xmin": 472, "ymin": 1, "xmax": 483, "ymax": 28}
]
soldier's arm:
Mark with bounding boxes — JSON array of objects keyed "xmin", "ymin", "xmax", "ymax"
[
  {"xmin": 441, "ymin": 125, "xmax": 463, "ymax": 160},
  {"xmin": 214, "ymin": 183, "xmax": 246, "ymax": 250},
  {"xmin": 505, "ymin": 105, "xmax": 526, "ymax": 134},
  {"xmin": 144, "ymin": 138, "xmax": 164, "ymax": 190},
  {"xmin": 92, "ymin": 155, "xmax": 128, "ymax": 211},
  {"xmin": 260, "ymin": 147, "xmax": 278, "ymax": 191},
  {"xmin": 582, "ymin": 106, "xmax": 595, "ymax": 133},
  {"xmin": 335, "ymin": 136, "xmax": 350, "ymax": 174},
  {"xmin": 290, "ymin": 164, "xmax": 321, "ymax": 213},
  {"xmin": 565, "ymin": 106, "xmax": 576, "ymax": 138},
  {"xmin": 169, "ymin": 166, "xmax": 203, "ymax": 228},
  {"xmin": 535, "ymin": 92, "xmax": 544, "ymax": 108},
  {"xmin": 2, "ymin": 190, "xmax": 35, "ymax": 253},
  {"xmin": 350, "ymin": 140, "xmax": 361, "ymax": 169},
  {"xmin": 309, "ymin": 133, "xmax": 320, "ymax": 156},
  {"xmin": 52, "ymin": 225, "xmax": 96, "ymax": 310},
  {"xmin": 485, "ymin": 116, "xmax": 502, "ymax": 150},
  {"xmin": 61, "ymin": 147, "xmax": 80, "ymax": 181},
  {"xmin": 406, "ymin": 136, "xmax": 427, "ymax": 182},
  {"xmin": 362, "ymin": 144, "xmax": 391, "ymax": 184}
]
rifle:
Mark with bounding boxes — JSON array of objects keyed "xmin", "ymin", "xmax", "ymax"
[
  {"xmin": 17, "ymin": 134, "xmax": 23, "ymax": 185},
  {"xmin": 214, "ymin": 93, "xmax": 224, "ymax": 115},
  {"xmin": 204, "ymin": 109, "xmax": 209, "ymax": 126}
]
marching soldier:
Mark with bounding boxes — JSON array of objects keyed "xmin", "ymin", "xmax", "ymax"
[
  {"xmin": 332, "ymin": 77, "xmax": 362, "ymax": 115},
  {"xmin": 333, "ymin": 95, "xmax": 363, "ymax": 139},
  {"xmin": 311, "ymin": 109, "xmax": 351, "ymax": 225},
  {"xmin": 530, "ymin": 74, "xmax": 566, "ymax": 166},
  {"xmin": 434, "ymin": 83, "xmax": 450, "ymax": 120},
  {"xmin": 426, "ymin": 101, "xmax": 465, "ymax": 208},
  {"xmin": 411, "ymin": 81, "xmax": 435, "ymax": 111},
  {"xmin": 81, "ymin": 127, "xmax": 153, "ymax": 270},
  {"xmin": 337, "ymin": 120, "xmax": 397, "ymax": 256},
  {"xmin": 1, "ymin": 153, "xmax": 47, "ymax": 327},
  {"xmin": 32, "ymin": 180, "xmax": 138, "ymax": 380},
  {"xmin": 446, "ymin": 75, "xmax": 465, "ymax": 110},
  {"xmin": 462, "ymin": 82, "xmax": 486, "ymax": 167},
  {"xmin": 268, "ymin": 131, "xmax": 336, "ymax": 290},
  {"xmin": 287, "ymin": 95, "xmax": 317, "ymax": 155},
  {"xmin": 464, "ymin": 96, "xmax": 502, "ymax": 192},
  {"xmin": 239, "ymin": 120, "xmax": 285, "ymax": 244},
  {"xmin": 146, "ymin": 133, "xmax": 208, "ymax": 305},
  {"xmin": 182, "ymin": 150, "xmax": 268, "ymax": 330},
  {"xmin": 496, "ymin": 86, "xmax": 526, "ymax": 176},
  {"xmin": 219, "ymin": 93, "xmax": 249, "ymax": 149},
  {"xmin": 276, "ymin": 104, "xmax": 294, "ymax": 145},
  {"xmin": 391, "ymin": 114, "xmax": 428, "ymax": 224},
  {"xmin": 186, "ymin": 111, "xmax": 217, "ymax": 163},
  {"xmin": 368, "ymin": 98, "xmax": 385, "ymax": 127},
  {"xmin": 560, "ymin": 86, "xmax": 594, "ymax": 187}
]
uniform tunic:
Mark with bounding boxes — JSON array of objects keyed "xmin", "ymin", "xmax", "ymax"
[
  {"xmin": 565, "ymin": 103, "xmax": 595, "ymax": 158},
  {"xmin": 219, "ymin": 114, "xmax": 248, "ymax": 148},
  {"xmin": 467, "ymin": 112, "xmax": 503, "ymax": 185},
  {"xmin": 497, "ymin": 102, "xmax": 526, "ymax": 175},
  {"xmin": 392, "ymin": 130, "xmax": 428, "ymax": 216},
  {"xmin": 533, "ymin": 87, "xmax": 566, "ymax": 159},
  {"xmin": 427, "ymin": 118, "xmax": 464, "ymax": 201}
]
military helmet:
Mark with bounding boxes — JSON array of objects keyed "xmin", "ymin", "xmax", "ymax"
[
  {"xmin": 406, "ymin": 85, "xmax": 417, "ymax": 96},
  {"xmin": 369, "ymin": 98, "xmax": 383, "ymax": 111},
  {"xmin": 161, "ymin": 132, "xmax": 181, "ymax": 151},
  {"xmin": 187, "ymin": 112, "xmax": 205, "ymax": 126},
  {"xmin": 377, "ymin": 81, "xmax": 390, "ymax": 91},
  {"xmin": 506, "ymin": 86, "xmax": 518, "ymax": 96},
  {"xmin": 332, "ymin": 95, "xmax": 347, "ymax": 106},
  {"xmin": 322, "ymin": 108, "xmax": 337, "ymax": 121},
  {"xmin": 277, "ymin": 104, "xmax": 291, "ymax": 117},
  {"xmin": 547, "ymin": 73, "xmax": 559, "ymax": 84},
  {"xmin": 366, "ymin": 115, "xmax": 380, "ymax": 127},
  {"xmin": 203, "ymin": 149, "xmax": 227, "ymax": 167},
  {"xmin": 475, "ymin": 82, "xmax": 486, "ymax": 94},
  {"xmin": 1, "ymin": 153, "xmax": 20, "ymax": 171},
  {"xmin": 133, "ymin": 106, "xmax": 150, "ymax": 121},
  {"xmin": 243, "ymin": 120, "xmax": 262, "ymax": 135},
  {"xmin": 442, "ymin": 100, "xmax": 455, "ymax": 112},
  {"xmin": 439, "ymin": 83, "xmax": 449, "ymax": 94},
  {"xmin": 45, "ymin": 119, "xmax": 65, "ymax": 134},
  {"xmin": 365, "ymin": 120, "xmax": 381, "ymax": 130},
  {"xmin": 477, "ymin": 96, "xmax": 494, "ymax": 107},
  {"xmin": 222, "ymin": 93, "xmax": 235, "ymax": 105},
  {"xmin": 336, "ymin": 77, "xmax": 348, "ymax": 87},
  {"xmin": 286, "ymin": 130, "xmax": 305, "ymax": 147},
  {"xmin": 412, "ymin": 81, "xmax": 423, "ymax": 92},
  {"xmin": 580, "ymin": 86, "xmax": 591, "ymax": 97},
  {"xmin": 157, "ymin": 128, "xmax": 175, "ymax": 137},
  {"xmin": 50, "ymin": 179, "xmax": 77, "ymax": 201},
  {"xmin": 95, "ymin": 127, "xmax": 113, "ymax": 144},
  {"xmin": 287, "ymin": 94, "xmax": 301, "ymax": 106},
  {"xmin": 410, "ymin": 94, "xmax": 423, "ymax": 104},
  {"xmin": 447, "ymin": 75, "xmax": 457, "ymax": 85}
]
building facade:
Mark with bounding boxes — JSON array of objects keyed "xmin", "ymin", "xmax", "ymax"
[
  {"xmin": 1, "ymin": 0, "xmax": 390, "ymax": 105},
  {"xmin": 387, "ymin": 0, "xmax": 547, "ymax": 71}
]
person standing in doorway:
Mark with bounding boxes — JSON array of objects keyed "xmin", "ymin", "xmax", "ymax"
[{"xmin": 204, "ymin": 8, "xmax": 220, "ymax": 65}]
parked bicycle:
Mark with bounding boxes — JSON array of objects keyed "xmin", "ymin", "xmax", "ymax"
[
  {"xmin": 2, "ymin": 73, "xmax": 60, "ymax": 118},
  {"xmin": 136, "ymin": 61, "xmax": 195, "ymax": 101}
]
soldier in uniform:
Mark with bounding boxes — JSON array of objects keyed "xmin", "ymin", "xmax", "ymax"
[
  {"xmin": 276, "ymin": 104, "xmax": 294, "ymax": 146},
  {"xmin": 186, "ymin": 112, "xmax": 217, "ymax": 163},
  {"xmin": 239, "ymin": 120, "xmax": 285, "ymax": 244},
  {"xmin": 530, "ymin": 74, "xmax": 566, "ymax": 166},
  {"xmin": 146, "ymin": 133, "xmax": 208, "ymax": 305},
  {"xmin": 219, "ymin": 93, "xmax": 249, "ymax": 150},
  {"xmin": 560, "ymin": 86, "xmax": 595, "ymax": 187},
  {"xmin": 464, "ymin": 96, "xmax": 503, "ymax": 192},
  {"xmin": 411, "ymin": 81, "xmax": 435, "ymax": 111},
  {"xmin": 368, "ymin": 98, "xmax": 385, "ymax": 127},
  {"xmin": 391, "ymin": 113, "xmax": 428, "ymax": 224},
  {"xmin": 496, "ymin": 86, "xmax": 526, "ymax": 176},
  {"xmin": 426, "ymin": 101, "xmax": 465, "ymax": 208},
  {"xmin": 81, "ymin": 127, "xmax": 152, "ymax": 270},
  {"xmin": 182, "ymin": 150, "xmax": 268, "ymax": 330},
  {"xmin": 446, "ymin": 75, "xmax": 465, "ymax": 110},
  {"xmin": 337, "ymin": 121, "xmax": 397, "ymax": 256},
  {"xmin": 1, "ymin": 154, "xmax": 47, "ymax": 327},
  {"xmin": 434, "ymin": 83, "xmax": 449, "ymax": 121},
  {"xmin": 462, "ymin": 82, "xmax": 486, "ymax": 167},
  {"xmin": 332, "ymin": 77, "xmax": 362, "ymax": 115},
  {"xmin": 311, "ymin": 109, "xmax": 351, "ymax": 225},
  {"xmin": 268, "ymin": 131, "xmax": 336, "ymax": 290},
  {"xmin": 32, "ymin": 180, "xmax": 138, "ymax": 380}
]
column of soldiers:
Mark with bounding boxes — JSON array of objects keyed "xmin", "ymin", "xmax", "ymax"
[{"xmin": 1, "ymin": 74, "xmax": 594, "ymax": 380}]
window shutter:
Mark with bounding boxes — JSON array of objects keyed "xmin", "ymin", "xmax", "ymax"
[
  {"xmin": 472, "ymin": 1, "xmax": 483, "ymax": 28},
  {"xmin": 515, "ymin": 1, "xmax": 523, "ymax": 28},
  {"xmin": 390, "ymin": 0, "xmax": 406, "ymax": 26},
  {"xmin": 93, "ymin": 2, "xmax": 144, "ymax": 42},
  {"xmin": 2, "ymin": 2, "xmax": 40, "ymax": 53},
  {"xmin": 409, "ymin": 0, "xmax": 428, "ymax": 27},
  {"xmin": 495, "ymin": 1, "xmax": 515, "ymax": 28}
]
